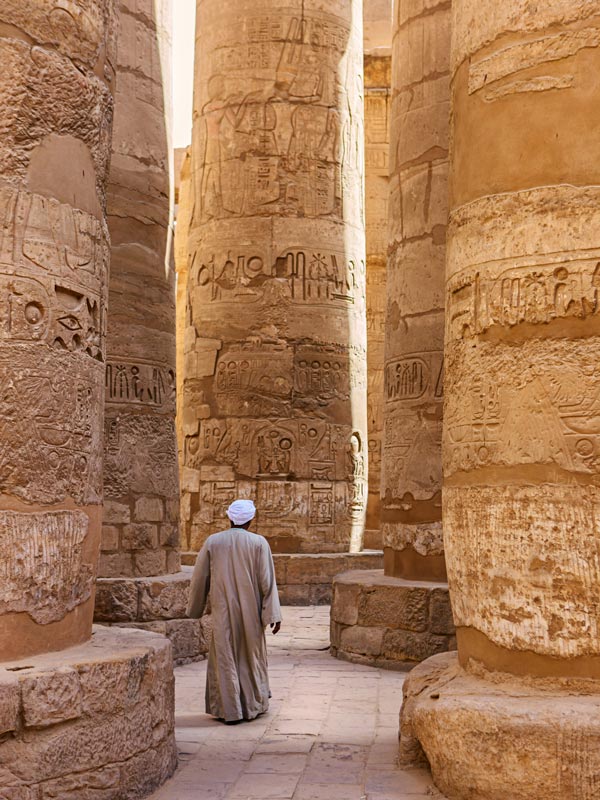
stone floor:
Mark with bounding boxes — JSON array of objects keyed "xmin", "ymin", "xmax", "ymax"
[{"xmin": 149, "ymin": 606, "xmax": 442, "ymax": 800}]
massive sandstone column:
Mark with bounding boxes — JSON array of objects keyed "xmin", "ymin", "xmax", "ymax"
[
  {"xmin": 181, "ymin": 0, "xmax": 368, "ymax": 555},
  {"xmin": 400, "ymin": 2, "xmax": 600, "ymax": 797},
  {"xmin": 0, "ymin": 0, "xmax": 116, "ymax": 662},
  {"xmin": 363, "ymin": 53, "xmax": 390, "ymax": 546},
  {"xmin": 381, "ymin": 0, "xmax": 449, "ymax": 584},
  {"xmin": 331, "ymin": 0, "xmax": 455, "ymax": 668},
  {"xmin": 0, "ymin": 2, "xmax": 176, "ymax": 795},
  {"xmin": 94, "ymin": 0, "xmax": 205, "ymax": 665}
]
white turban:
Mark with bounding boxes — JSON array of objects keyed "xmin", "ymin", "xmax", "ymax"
[{"xmin": 227, "ymin": 499, "xmax": 256, "ymax": 527}]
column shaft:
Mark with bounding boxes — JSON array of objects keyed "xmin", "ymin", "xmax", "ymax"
[
  {"xmin": 182, "ymin": 0, "xmax": 368, "ymax": 555},
  {"xmin": 0, "ymin": 0, "xmax": 116, "ymax": 661},
  {"xmin": 101, "ymin": 0, "xmax": 180, "ymax": 580},
  {"xmin": 446, "ymin": 0, "xmax": 600, "ymax": 679},
  {"xmin": 382, "ymin": 0, "xmax": 450, "ymax": 581}
]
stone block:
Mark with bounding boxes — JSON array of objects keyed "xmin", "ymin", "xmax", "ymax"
[
  {"xmin": 285, "ymin": 556, "xmax": 338, "ymax": 585},
  {"xmin": 104, "ymin": 501, "xmax": 130, "ymax": 525},
  {"xmin": 78, "ymin": 661, "xmax": 133, "ymax": 716},
  {"xmin": 166, "ymin": 550, "xmax": 181, "ymax": 574},
  {"xmin": 98, "ymin": 552, "xmax": 134, "ymax": 579},
  {"xmin": 122, "ymin": 523, "xmax": 158, "ymax": 551},
  {"xmin": 429, "ymin": 587, "xmax": 455, "ymax": 636},
  {"xmin": 159, "ymin": 524, "xmax": 178, "ymax": 548},
  {"xmin": 165, "ymin": 618, "xmax": 207, "ymax": 663},
  {"xmin": 94, "ymin": 580, "xmax": 139, "ymax": 623},
  {"xmin": 21, "ymin": 668, "xmax": 82, "ymax": 728},
  {"xmin": 134, "ymin": 497, "xmax": 164, "ymax": 523},
  {"xmin": 183, "ymin": 325, "xmax": 196, "ymax": 353},
  {"xmin": 119, "ymin": 739, "xmax": 177, "ymax": 799},
  {"xmin": 330, "ymin": 621, "xmax": 344, "ymax": 649},
  {"xmin": 331, "ymin": 581, "xmax": 360, "ymax": 626},
  {"xmin": 382, "ymin": 629, "xmax": 450, "ymax": 663},
  {"xmin": 181, "ymin": 467, "xmax": 200, "ymax": 493},
  {"xmin": 0, "ymin": 675, "xmax": 20, "ymax": 736},
  {"xmin": 138, "ymin": 575, "xmax": 190, "ymax": 621},
  {"xmin": 358, "ymin": 585, "xmax": 430, "ymax": 632},
  {"xmin": 40, "ymin": 764, "xmax": 120, "ymax": 797},
  {"xmin": 165, "ymin": 499, "xmax": 180, "ymax": 523},
  {"xmin": 101, "ymin": 525, "xmax": 119, "ymax": 552},
  {"xmin": 133, "ymin": 550, "xmax": 167, "ymax": 577},
  {"xmin": 340, "ymin": 625, "xmax": 384, "ymax": 657}
]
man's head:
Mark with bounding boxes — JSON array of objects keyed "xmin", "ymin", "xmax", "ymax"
[{"xmin": 227, "ymin": 499, "xmax": 256, "ymax": 529}]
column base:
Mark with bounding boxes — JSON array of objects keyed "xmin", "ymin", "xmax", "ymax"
[
  {"xmin": 330, "ymin": 570, "xmax": 456, "ymax": 669},
  {"xmin": 0, "ymin": 626, "xmax": 176, "ymax": 798},
  {"xmin": 95, "ymin": 568, "xmax": 207, "ymax": 665},
  {"xmin": 400, "ymin": 651, "xmax": 600, "ymax": 799}
]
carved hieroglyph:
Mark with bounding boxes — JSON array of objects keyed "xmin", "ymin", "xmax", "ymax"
[
  {"xmin": 182, "ymin": 0, "xmax": 368, "ymax": 554},
  {"xmin": 445, "ymin": 0, "xmax": 600, "ymax": 673},
  {"xmin": 381, "ymin": 0, "xmax": 450, "ymax": 579},
  {"xmin": 0, "ymin": 1, "xmax": 116, "ymax": 660},
  {"xmin": 364, "ymin": 57, "xmax": 390, "ymax": 541},
  {"xmin": 100, "ymin": 0, "xmax": 180, "ymax": 580}
]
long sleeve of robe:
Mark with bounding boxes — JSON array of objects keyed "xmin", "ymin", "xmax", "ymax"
[{"xmin": 186, "ymin": 527, "xmax": 282, "ymax": 722}]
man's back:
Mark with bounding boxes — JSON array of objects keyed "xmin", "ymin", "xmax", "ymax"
[{"xmin": 186, "ymin": 513, "xmax": 282, "ymax": 722}]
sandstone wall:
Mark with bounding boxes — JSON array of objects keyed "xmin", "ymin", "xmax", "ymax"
[
  {"xmin": 382, "ymin": 0, "xmax": 450, "ymax": 581},
  {"xmin": 445, "ymin": 0, "xmax": 600, "ymax": 678},
  {"xmin": 101, "ymin": 0, "xmax": 180, "ymax": 581},
  {"xmin": 0, "ymin": 0, "xmax": 117, "ymax": 660},
  {"xmin": 181, "ymin": 0, "xmax": 368, "ymax": 555}
]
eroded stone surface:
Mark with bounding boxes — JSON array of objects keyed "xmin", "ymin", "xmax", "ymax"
[
  {"xmin": 101, "ymin": 0, "xmax": 179, "ymax": 581},
  {"xmin": 444, "ymin": 0, "xmax": 600, "ymax": 676},
  {"xmin": 181, "ymin": 0, "xmax": 368, "ymax": 555},
  {"xmin": 401, "ymin": 652, "xmax": 600, "ymax": 800},
  {"xmin": 381, "ymin": 0, "xmax": 450, "ymax": 578},
  {"xmin": 0, "ymin": 627, "xmax": 176, "ymax": 796},
  {"xmin": 331, "ymin": 571, "xmax": 456, "ymax": 669},
  {"xmin": 0, "ymin": 0, "xmax": 116, "ymax": 660}
]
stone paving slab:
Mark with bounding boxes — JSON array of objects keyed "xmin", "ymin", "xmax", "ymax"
[{"xmin": 148, "ymin": 607, "xmax": 442, "ymax": 800}]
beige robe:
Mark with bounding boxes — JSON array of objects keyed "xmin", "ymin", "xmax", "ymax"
[{"xmin": 186, "ymin": 527, "xmax": 282, "ymax": 722}]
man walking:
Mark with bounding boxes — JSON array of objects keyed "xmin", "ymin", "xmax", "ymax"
[{"xmin": 186, "ymin": 499, "xmax": 282, "ymax": 723}]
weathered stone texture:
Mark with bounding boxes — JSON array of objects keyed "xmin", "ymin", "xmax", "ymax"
[
  {"xmin": 381, "ymin": 0, "xmax": 450, "ymax": 579},
  {"xmin": 364, "ymin": 56, "xmax": 390, "ymax": 545},
  {"xmin": 401, "ymin": 1, "xmax": 600, "ymax": 797},
  {"xmin": 101, "ymin": 0, "xmax": 179, "ymax": 580},
  {"xmin": 95, "ymin": 568, "xmax": 208, "ymax": 665},
  {"xmin": 443, "ymin": 0, "xmax": 600, "ymax": 675},
  {"xmin": 0, "ymin": 628, "xmax": 176, "ymax": 797},
  {"xmin": 181, "ymin": 0, "xmax": 368, "ymax": 555},
  {"xmin": 402, "ymin": 653, "xmax": 600, "ymax": 800},
  {"xmin": 0, "ymin": 0, "xmax": 117, "ymax": 661},
  {"xmin": 330, "ymin": 571, "xmax": 455, "ymax": 670}
]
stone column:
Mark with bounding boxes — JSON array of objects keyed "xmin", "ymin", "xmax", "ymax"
[
  {"xmin": 0, "ymin": 2, "xmax": 176, "ymax": 795},
  {"xmin": 0, "ymin": 0, "xmax": 116, "ymax": 662},
  {"xmin": 400, "ymin": 1, "xmax": 600, "ymax": 796},
  {"xmin": 363, "ymin": 55, "xmax": 390, "ymax": 548},
  {"xmin": 94, "ymin": 0, "xmax": 206, "ymax": 666},
  {"xmin": 181, "ymin": 0, "xmax": 368, "ymax": 555},
  {"xmin": 175, "ymin": 146, "xmax": 193, "ymax": 470},
  {"xmin": 330, "ymin": 0, "xmax": 455, "ymax": 668}
]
